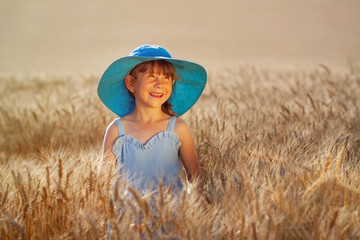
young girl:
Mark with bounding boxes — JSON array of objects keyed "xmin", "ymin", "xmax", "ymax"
[{"xmin": 97, "ymin": 45, "xmax": 207, "ymax": 194}]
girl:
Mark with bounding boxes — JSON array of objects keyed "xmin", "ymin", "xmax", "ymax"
[{"xmin": 98, "ymin": 45, "xmax": 207, "ymax": 194}]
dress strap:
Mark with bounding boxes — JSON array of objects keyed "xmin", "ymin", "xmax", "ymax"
[
  {"xmin": 115, "ymin": 118, "xmax": 126, "ymax": 137},
  {"xmin": 167, "ymin": 116, "xmax": 177, "ymax": 132}
]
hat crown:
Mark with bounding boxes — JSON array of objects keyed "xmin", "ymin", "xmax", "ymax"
[{"xmin": 129, "ymin": 45, "xmax": 172, "ymax": 58}]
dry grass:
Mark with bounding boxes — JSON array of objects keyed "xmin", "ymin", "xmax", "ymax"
[{"xmin": 0, "ymin": 64, "xmax": 359, "ymax": 239}]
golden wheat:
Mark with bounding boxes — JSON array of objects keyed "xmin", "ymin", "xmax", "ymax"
[{"xmin": 0, "ymin": 65, "xmax": 359, "ymax": 239}]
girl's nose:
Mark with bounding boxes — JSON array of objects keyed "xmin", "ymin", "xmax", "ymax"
[{"xmin": 154, "ymin": 77, "xmax": 163, "ymax": 88}]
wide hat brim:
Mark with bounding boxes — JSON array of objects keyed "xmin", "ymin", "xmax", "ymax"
[{"xmin": 97, "ymin": 56, "xmax": 207, "ymax": 117}]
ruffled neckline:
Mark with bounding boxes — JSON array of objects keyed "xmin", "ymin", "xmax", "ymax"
[{"xmin": 112, "ymin": 131, "xmax": 181, "ymax": 153}]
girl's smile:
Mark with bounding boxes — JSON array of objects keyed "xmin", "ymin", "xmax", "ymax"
[{"xmin": 149, "ymin": 92, "xmax": 164, "ymax": 98}]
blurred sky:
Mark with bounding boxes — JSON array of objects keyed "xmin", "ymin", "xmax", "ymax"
[{"xmin": 0, "ymin": 0, "xmax": 359, "ymax": 73}]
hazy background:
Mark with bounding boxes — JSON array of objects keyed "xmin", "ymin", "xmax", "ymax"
[{"xmin": 1, "ymin": 0, "xmax": 359, "ymax": 74}]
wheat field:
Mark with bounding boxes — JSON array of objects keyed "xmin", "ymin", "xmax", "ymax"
[{"xmin": 0, "ymin": 64, "xmax": 359, "ymax": 239}]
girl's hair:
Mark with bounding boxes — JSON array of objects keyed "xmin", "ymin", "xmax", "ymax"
[{"xmin": 128, "ymin": 60, "xmax": 177, "ymax": 116}]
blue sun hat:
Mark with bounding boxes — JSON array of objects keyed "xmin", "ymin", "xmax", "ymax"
[{"xmin": 97, "ymin": 45, "xmax": 207, "ymax": 117}]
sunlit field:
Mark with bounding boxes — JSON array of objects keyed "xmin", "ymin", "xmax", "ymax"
[{"xmin": 0, "ymin": 64, "xmax": 359, "ymax": 239}]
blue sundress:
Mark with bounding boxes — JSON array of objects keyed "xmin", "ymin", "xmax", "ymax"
[{"xmin": 112, "ymin": 116, "xmax": 183, "ymax": 194}]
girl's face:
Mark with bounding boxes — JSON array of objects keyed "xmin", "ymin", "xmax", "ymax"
[{"xmin": 126, "ymin": 64, "xmax": 174, "ymax": 110}]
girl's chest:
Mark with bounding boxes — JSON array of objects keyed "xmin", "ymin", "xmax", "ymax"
[{"xmin": 125, "ymin": 123, "xmax": 168, "ymax": 145}]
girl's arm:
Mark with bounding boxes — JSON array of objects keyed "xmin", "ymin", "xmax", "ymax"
[
  {"xmin": 98, "ymin": 120, "xmax": 119, "ymax": 183},
  {"xmin": 175, "ymin": 118, "xmax": 204, "ymax": 193}
]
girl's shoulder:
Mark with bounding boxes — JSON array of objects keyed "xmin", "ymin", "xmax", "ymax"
[
  {"xmin": 105, "ymin": 118, "xmax": 121, "ymax": 137},
  {"xmin": 174, "ymin": 118, "xmax": 192, "ymax": 141},
  {"xmin": 174, "ymin": 117, "xmax": 187, "ymax": 130}
]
